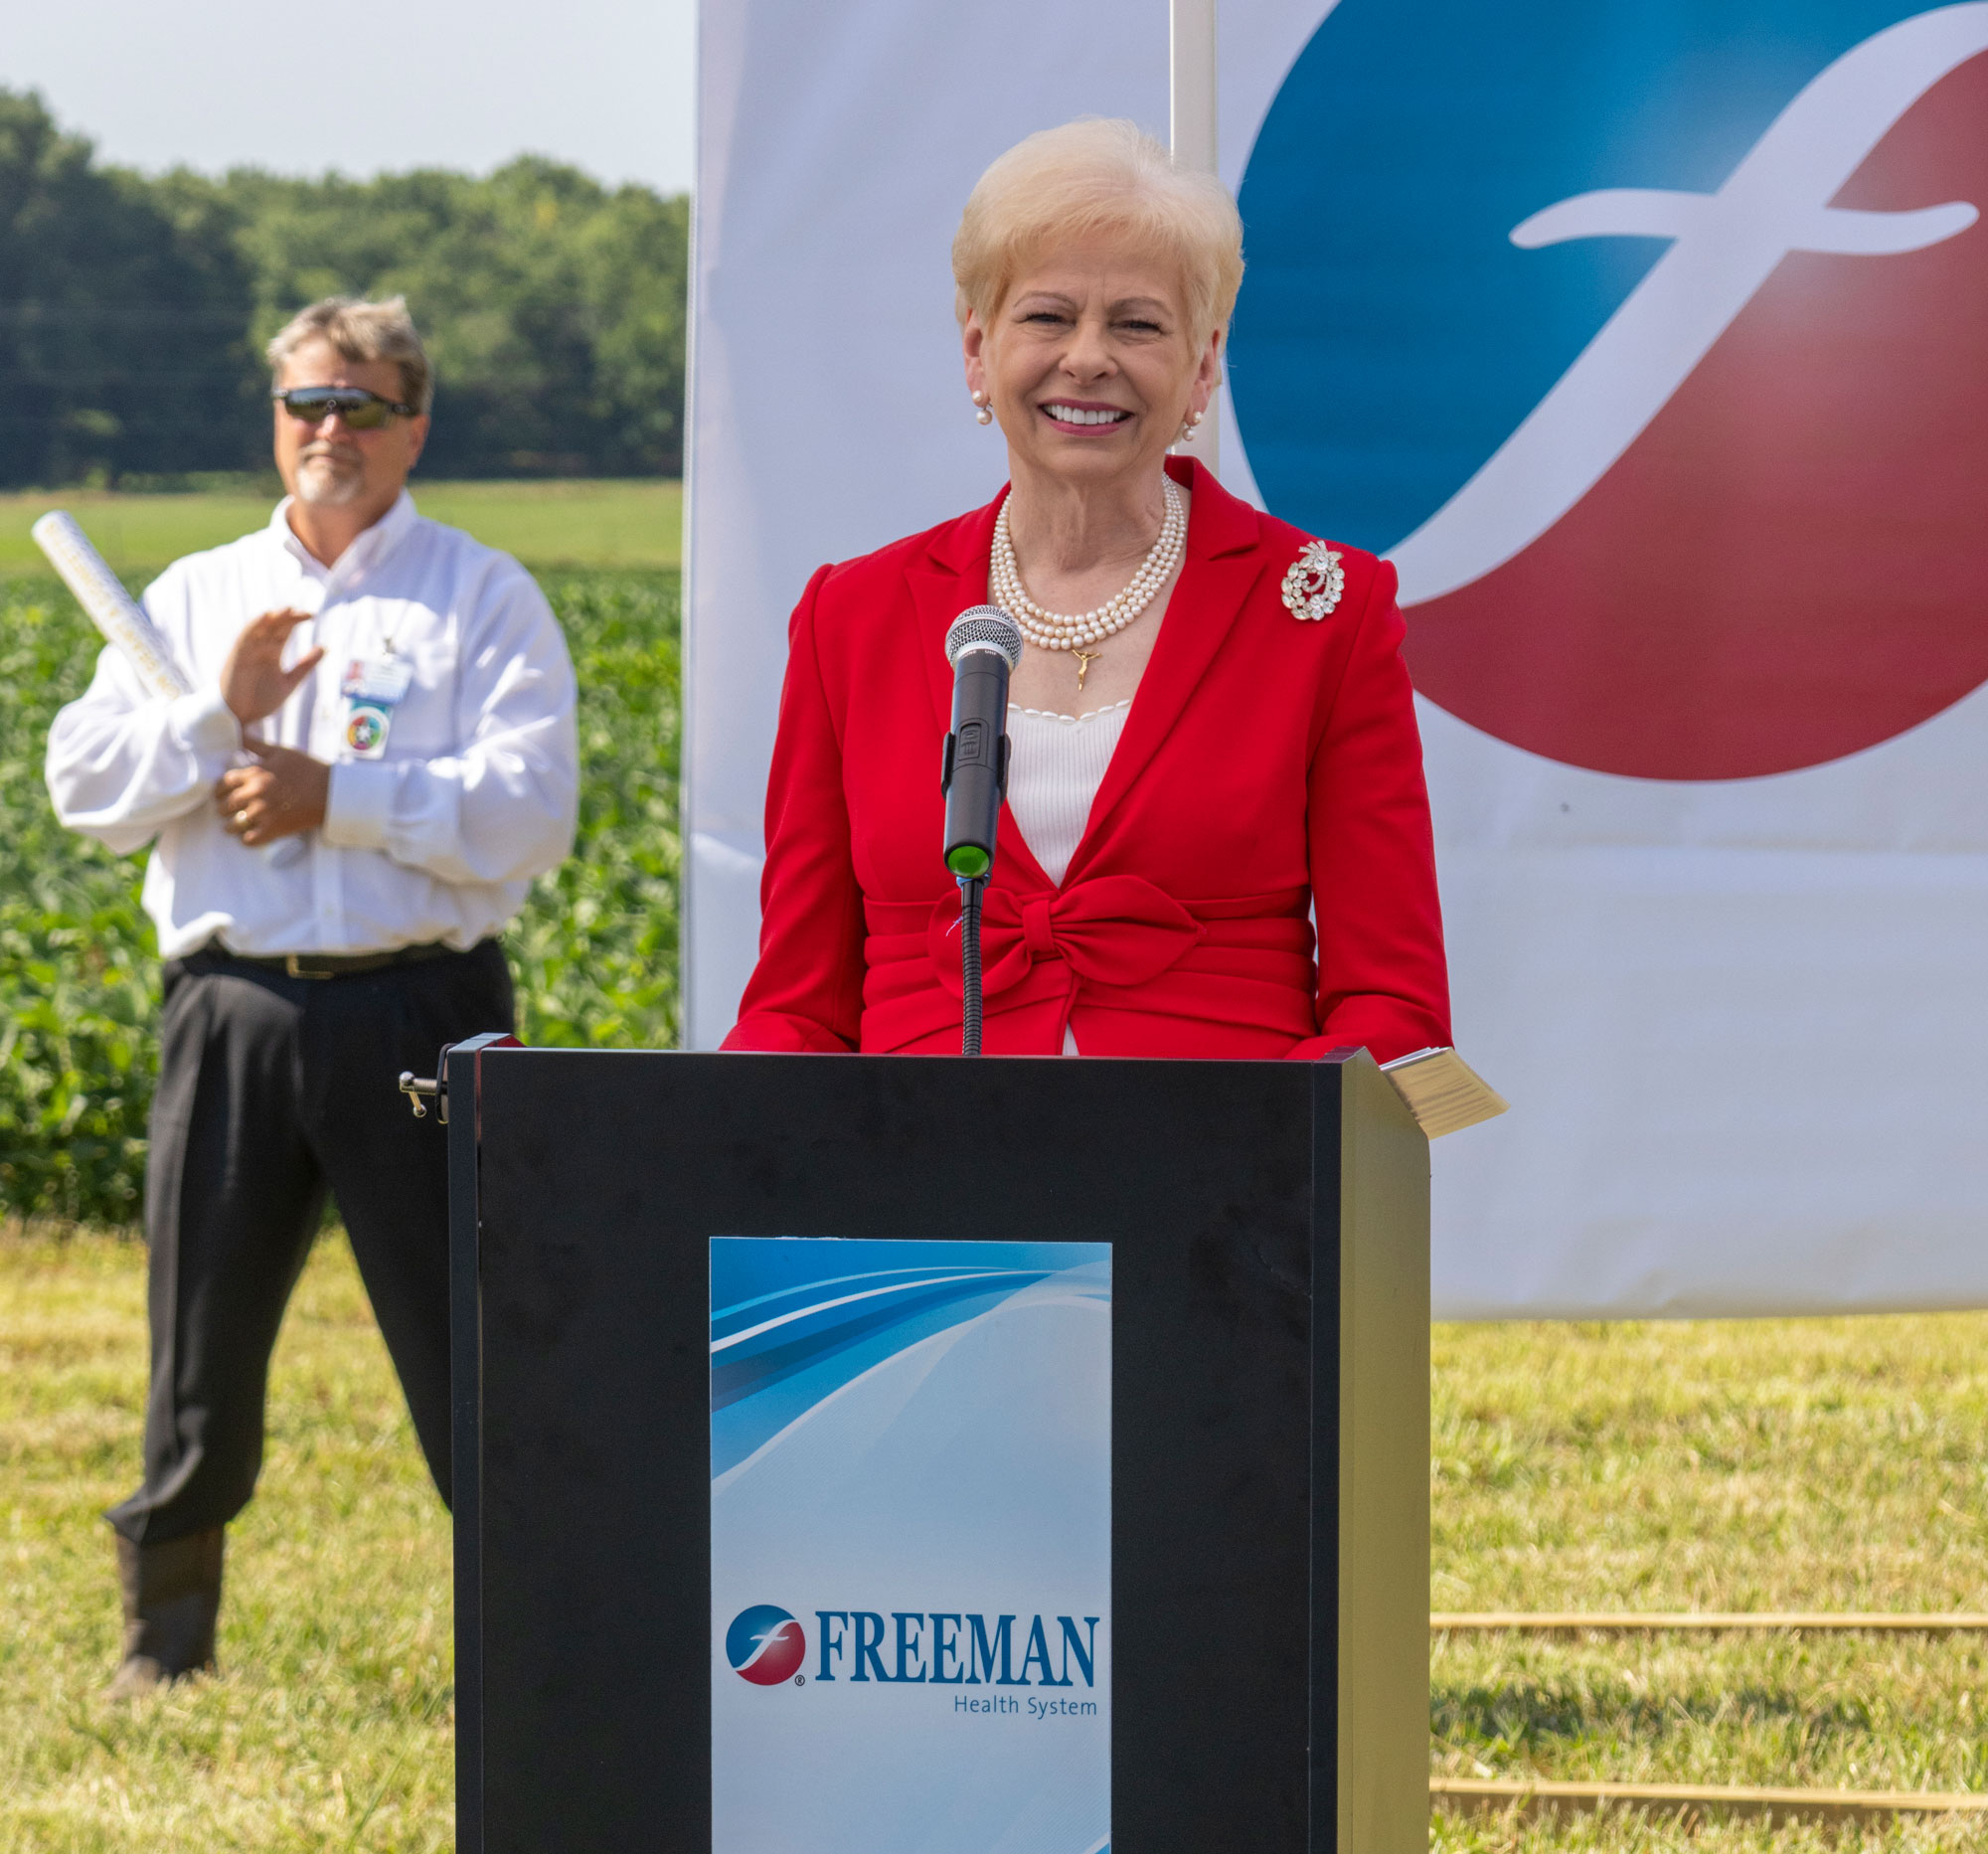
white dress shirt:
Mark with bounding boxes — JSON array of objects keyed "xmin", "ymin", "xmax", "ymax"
[{"xmin": 46, "ymin": 492, "xmax": 580, "ymax": 957}]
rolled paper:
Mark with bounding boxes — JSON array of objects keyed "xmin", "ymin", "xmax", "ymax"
[{"xmin": 31, "ymin": 510, "xmax": 192, "ymax": 699}]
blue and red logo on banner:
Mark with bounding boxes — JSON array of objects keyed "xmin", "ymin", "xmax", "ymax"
[
  {"xmin": 727, "ymin": 1604, "xmax": 807, "ymax": 1684},
  {"xmin": 1235, "ymin": 1, "xmax": 1988, "ymax": 779}
]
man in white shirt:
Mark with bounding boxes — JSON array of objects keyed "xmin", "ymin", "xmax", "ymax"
[{"xmin": 46, "ymin": 296, "xmax": 579, "ymax": 1699}]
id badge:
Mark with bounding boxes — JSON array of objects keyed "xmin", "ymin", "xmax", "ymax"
[{"xmin": 341, "ymin": 653, "xmax": 414, "ymax": 761}]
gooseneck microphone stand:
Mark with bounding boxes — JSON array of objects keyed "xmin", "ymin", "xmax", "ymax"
[
  {"xmin": 940, "ymin": 607, "xmax": 1023, "ymax": 1058},
  {"xmin": 957, "ymin": 874, "xmax": 986, "ymax": 1057}
]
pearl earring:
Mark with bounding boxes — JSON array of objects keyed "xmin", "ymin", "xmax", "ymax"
[
  {"xmin": 972, "ymin": 393, "xmax": 994, "ymax": 426},
  {"xmin": 1177, "ymin": 409, "xmax": 1205, "ymax": 443}
]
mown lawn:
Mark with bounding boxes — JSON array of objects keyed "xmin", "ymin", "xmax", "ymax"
[
  {"xmin": 0, "ymin": 479, "xmax": 681, "ymax": 577},
  {"xmin": 1, "ymin": 1226, "xmax": 452, "ymax": 1852},
  {"xmin": 1428, "ymin": 1316, "xmax": 1988, "ymax": 1851},
  {"xmin": 6, "ymin": 1235, "xmax": 1988, "ymax": 1849}
]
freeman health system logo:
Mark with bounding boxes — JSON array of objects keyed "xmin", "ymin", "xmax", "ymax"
[
  {"xmin": 726, "ymin": 1605, "xmax": 807, "ymax": 1685},
  {"xmin": 1234, "ymin": 1, "xmax": 1988, "ymax": 779},
  {"xmin": 724, "ymin": 1603, "xmax": 1102, "ymax": 1718}
]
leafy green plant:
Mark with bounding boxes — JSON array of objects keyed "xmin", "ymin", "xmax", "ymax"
[
  {"xmin": 0, "ymin": 585, "xmax": 156, "ymax": 1222},
  {"xmin": 508, "ymin": 569, "xmax": 681, "ymax": 1051}
]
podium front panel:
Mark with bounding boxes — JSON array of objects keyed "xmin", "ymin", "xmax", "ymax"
[
  {"xmin": 451, "ymin": 1050, "xmax": 1427, "ymax": 1853},
  {"xmin": 711, "ymin": 1234, "xmax": 1112, "ymax": 1848}
]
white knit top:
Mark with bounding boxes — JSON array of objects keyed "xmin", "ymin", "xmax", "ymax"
[
  {"xmin": 1005, "ymin": 700, "xmax": 1130, "ymax": 886},
  {"xmin": 1005, "ymin": 701, "xmax": 1131, "ymax": 1056}
]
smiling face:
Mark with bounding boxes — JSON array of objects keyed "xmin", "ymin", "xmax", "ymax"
[
  {"xmin": 271, "ymin": 337, "xmax": 428, "ymax": 511},
  {"xmin": 963, "ymin": 238, "xmax": 1221, "ymax": 492}
]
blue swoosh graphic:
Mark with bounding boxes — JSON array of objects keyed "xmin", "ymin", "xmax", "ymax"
[
  {"xmin": 713, "ymin": 1263, "xmax": 1017, "ymax": 1329},
  {"xmin": 712, "ymin": 1271, "xmax": 1051, "ymax": 1409},
  {"xmin": 709, "ymin": 1238, "xmax": 1111, "ymax": 1482}
]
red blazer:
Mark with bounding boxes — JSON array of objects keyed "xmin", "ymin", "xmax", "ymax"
[{"xmin": 724, "ymin": 457, "xmax": 1450, "ymax": 1062}]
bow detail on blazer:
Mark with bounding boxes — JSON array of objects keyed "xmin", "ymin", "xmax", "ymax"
[{"xmin": 928, "ymin": 873, "xmax": 1207, "ymax": 999}]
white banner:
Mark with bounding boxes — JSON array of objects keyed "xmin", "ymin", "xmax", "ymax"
[{"xmin": 687, "ymin": 0, "xmax": 1988, "ymax": 1316}]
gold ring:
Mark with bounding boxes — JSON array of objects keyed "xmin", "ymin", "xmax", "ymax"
[{"xmin": 234, "ymin": 809, "xmax": 250, "ymax": 827}]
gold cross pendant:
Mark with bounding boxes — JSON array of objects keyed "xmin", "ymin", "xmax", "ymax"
[{"xmin": 1073, "ymin": 649, "xmax": 1101, "ymax": 692}]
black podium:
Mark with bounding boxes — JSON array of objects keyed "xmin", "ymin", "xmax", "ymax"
[{"xmin": 447, "ymin": 1047, "xmax": 1428, "ymax": 1853}]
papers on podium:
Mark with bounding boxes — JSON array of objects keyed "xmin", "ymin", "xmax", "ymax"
[{"xmin": 1382, "ymin": 1047, "xmax": 1508, "ymax": 1138}]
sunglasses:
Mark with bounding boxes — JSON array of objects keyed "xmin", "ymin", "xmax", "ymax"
[{"xmin": 271, "ymin": 386, "xmax": 416, "ymax": 429}]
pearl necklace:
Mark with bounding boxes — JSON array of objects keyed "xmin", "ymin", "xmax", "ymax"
[{"xmin": 991, "ymin": 477, "xmax": 1186, "ymax": 658}]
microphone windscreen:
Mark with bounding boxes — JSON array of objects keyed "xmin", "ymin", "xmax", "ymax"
[{"xmin": 945, "ymin": 605, "xmax": 1023, "ymax": 672}]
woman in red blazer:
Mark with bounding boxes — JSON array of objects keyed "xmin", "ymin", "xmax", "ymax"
[{"xmin": 725, "ymin": 119, "xmax": 1449, "ymax": 1063}]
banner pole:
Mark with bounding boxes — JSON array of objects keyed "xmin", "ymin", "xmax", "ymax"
[{"xmin": 1170, "ymin": 0, "xmax": 1221, "ymax": 479}]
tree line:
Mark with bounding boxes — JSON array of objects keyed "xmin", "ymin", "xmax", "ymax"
[{"xmin": 0, "ymin": 89, "xmax": 688, "ymax": 486}]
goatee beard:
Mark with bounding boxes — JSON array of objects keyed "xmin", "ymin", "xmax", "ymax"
[{"xmin": 295, "ymin": 457, "xmax": 366, "ymax": 507}]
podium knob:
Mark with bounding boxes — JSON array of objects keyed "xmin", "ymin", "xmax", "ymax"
[{"xmin": 395, "ymin": 1032, "xmax": 523, "ymax": 1121}]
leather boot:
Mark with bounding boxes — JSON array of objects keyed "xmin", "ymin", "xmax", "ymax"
[{"xmin": 106, "ymin": 1526, "xmax": 225, "ymax": 1700}]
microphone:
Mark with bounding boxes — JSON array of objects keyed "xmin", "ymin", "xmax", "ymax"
[{"xmin": 940, "ymin": 606, "xmax": 1023, "ymax": 879}]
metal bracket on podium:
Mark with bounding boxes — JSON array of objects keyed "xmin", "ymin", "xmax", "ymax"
[{"xmin": 398, "ymin": 1032, "xmax": 521, "ymax": 1120}]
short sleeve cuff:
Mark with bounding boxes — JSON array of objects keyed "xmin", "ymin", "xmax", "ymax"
[
  {"xmin": 167, "ymin": 688, "xmax": 241, "ymax": 768},
  {"xmin": 323, "ymin": 758, "xmax": 396, "ymax": 851}
]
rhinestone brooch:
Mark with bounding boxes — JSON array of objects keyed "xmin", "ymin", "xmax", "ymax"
[{"xmin": 1281, "ymin": 541, "xmax": 1345, "ymax": 621}]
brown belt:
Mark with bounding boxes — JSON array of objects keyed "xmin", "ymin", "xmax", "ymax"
[{"xmin": 202, "ymin": 939, "xmax": 460, "ymax": 981}]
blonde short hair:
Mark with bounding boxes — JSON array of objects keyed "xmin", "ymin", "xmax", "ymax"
[
  {"xmin": 952, "ymin": 118, "xmax": 1243, "ymax": 350},
  {"xmin": 265, "ymin": 295, "xmax": 433, "ymax": 414}
]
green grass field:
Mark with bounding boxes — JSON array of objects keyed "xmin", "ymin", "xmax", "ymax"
[
  {"xmin": 2, "ymin": 1228, "xmax": 452, "ymax": 1852},
  {"xmin": 0, "ymin": 479, "xmax": 682, "ymax": 577},
  {"xmin": 1427, "ymin": 1317, "xmax": 1988, "ymax": 1851},
  {"xmin": 6, "ymin": 1227, "xmax": 1987, "ymax": 1850}
]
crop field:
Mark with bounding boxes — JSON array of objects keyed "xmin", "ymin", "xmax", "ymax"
[
  {"xmin": 1, "ymin": 508, "xmax": 680, "ymax": 1222},
  {"xmin": 4, "ymin": 486, "xmax": 1985, "ymax": 1848}
]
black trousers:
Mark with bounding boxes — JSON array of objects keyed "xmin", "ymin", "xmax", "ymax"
[{"xmin": 106, "ymin": 939, "xmax": 514, "ymax": 1545}]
